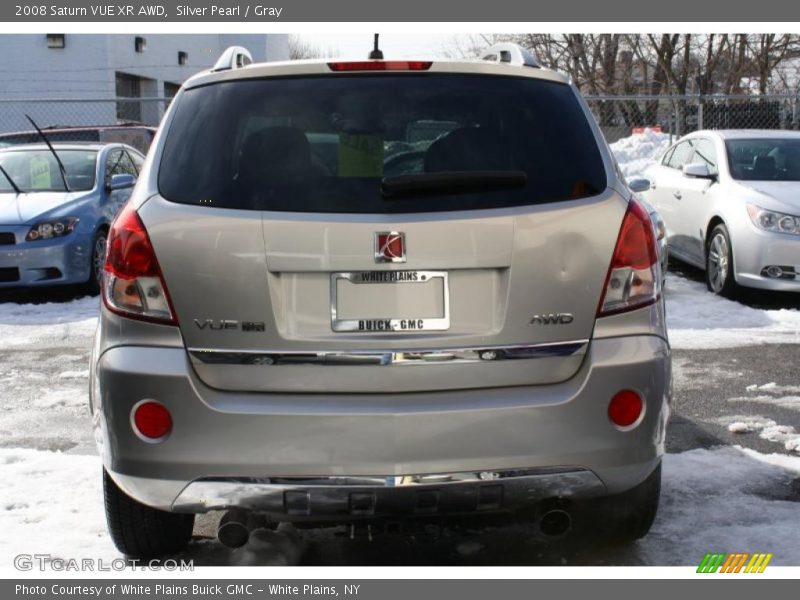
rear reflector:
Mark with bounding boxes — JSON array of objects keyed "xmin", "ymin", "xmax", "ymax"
[
  {"xmin": 132, "ymin": 401, "xmax": 172, "ymax": 441},
  {"xmin": 327, "ymin": 61, "xmax": 433, "ymax": 72},
  {"xmin": 608, "ymin": 390, "xmax": 643, "ymax": 428},
  {"xmin": 103, "ymin": 203, "xmax": 177, "ymax": 325},
  {"xmin": 597, "ymin": 199, "xmax": 660, "ymax": 317}
]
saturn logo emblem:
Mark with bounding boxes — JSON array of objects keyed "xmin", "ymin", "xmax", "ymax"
[{"xmin": 375, "ymin": 231, "xmax": 406, "ymax": 263}]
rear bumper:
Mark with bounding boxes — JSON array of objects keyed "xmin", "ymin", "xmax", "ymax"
[
  {"xmin": 0, "ymin": 227, "xmax": 92, "ymax": 287},
  {"xmin": 171, "ymin": 468, "xmax": 605, "ymax": 521},
  {"xmin": 94, "ymin": 334, "xmax": 670, "ymax": 517}
]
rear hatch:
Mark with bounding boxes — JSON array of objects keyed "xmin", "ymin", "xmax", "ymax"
[{"xmin": 143, "ymin": 67, "xmax": 623, "ymax": 394}]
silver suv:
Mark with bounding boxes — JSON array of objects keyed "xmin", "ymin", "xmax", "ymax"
[{"xmin": 91, "ymin": 45, "xmax": 671, "ymax": 558}]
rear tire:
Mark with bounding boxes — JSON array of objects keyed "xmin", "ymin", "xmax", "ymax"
[
  {"xmin": 583, "ymin": 463, "xmax": 661, "ymax": 543},
  {"xmin": 705, "ymin": 224, "xmax": 738, "ymax": 298},
  {"xmin": 103, "ymin": 468, "xmax": 194, "ymax": 558}
]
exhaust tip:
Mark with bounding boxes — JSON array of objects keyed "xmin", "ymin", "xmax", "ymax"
[
  {"xmin": 217, "ymin": 520, "xmax": 251, "ymax": 548},
  {"xmin": 218, "ymin": 508, "xmax": 263, "ymax": 548},
  {"xmin": 539, "ymin": 509, "xmax": 572, "ymax": 537}
]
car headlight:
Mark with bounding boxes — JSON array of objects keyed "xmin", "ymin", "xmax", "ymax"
[
  {"xmin": 746, "ymin": 205, "xmax": 800, "ymax": 236},
  {"xmin": 25, "ymin": 218, "xmax": 80, "ymax": 241}
]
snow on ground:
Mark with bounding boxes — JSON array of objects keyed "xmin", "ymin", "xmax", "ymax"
[
  {"xmin": 665, "ymin": 274, "xmax": 800, "ymax": 349},
  {"xmin": 719, "ymin": 415, "xmax": 778, "ymax": 434},
  {"xmin": 722, "ymin": 385, "xmax": 800, "ymax": 452},
  {"xmin": 0, "ymin": 296, "xmax": 98, "ymax": 348},
  {"xmin": 2, "ymin": 445, "xmax": 799, "ymax": 566},
  {"xmin": 718, "ymin": 415, "xmax": 800, "ymax": 453},
  {"xmin": 641, "ymin": 446, "xmax": 800, "ymax": 566},
  {"xmin": 0, "ymin": 448, "xmax": 116, "ymax": 562},
  {"xmin": 609, "ymin": 129, "xmax": 672, "ymax": 179},
  {"xmin": 746, "ymin": 382, "xmax": 800, "ymax": 396}
]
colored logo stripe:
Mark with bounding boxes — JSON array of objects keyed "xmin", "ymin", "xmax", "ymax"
[
  {"xmin": 745, "ymin": 553, "xmax": 773, "ymax": 573},
  {"xmin": 697, "ymin": 553, "xmax": 726, "ymax": 573},
  {"xmin": 697, "ymin": 553, "xmax": 772, "ymax": 573}
]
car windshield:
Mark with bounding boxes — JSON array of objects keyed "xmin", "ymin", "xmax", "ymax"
[
  {"xmin": 158, "ymin": 74, "xmax": 607, "ymax": 213},
  {"xmin": 726, "ymin": 138, "xmax": 800, "ymax": 181},
  {"xmin": 0, "ymin": 149, "xmax": 97, "ymax": 193}
]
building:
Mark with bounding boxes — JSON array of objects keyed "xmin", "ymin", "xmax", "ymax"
[{"xmin": 0, "ymin": 34, "xmax": 290, "ymax": 132}]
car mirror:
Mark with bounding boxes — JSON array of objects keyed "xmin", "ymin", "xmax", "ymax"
[
  {"xmin": 107, "ymin": 173, "xmax": 136, "ymax": 191},
  {"xmin": 682, "ymin": 163, "xmax": 714, "ymax": 180},
  {"xmin": 627, "ymin": 177, "xmax": 651, "ymax": 193}
]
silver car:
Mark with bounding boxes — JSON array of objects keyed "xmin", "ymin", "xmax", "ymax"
[
  {"xmin": 91, "ymin": 45, "xmax": 671, "ymax": 558},
  {"xmin": 641, "ymin": 130, "xmax": 800, "ymax": 296}
]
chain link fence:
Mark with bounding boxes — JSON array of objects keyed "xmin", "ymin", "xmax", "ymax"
[
  {"xmin": 1, "ymin": 94, "xmax": 799, "ymax": 178},
  {"xmin": 0, "ymin": 97, "xmax": 170, "ymax": 136},
  {"xmin": 585, "ymin": 95, "xmax": 800, "ymax": 143}
]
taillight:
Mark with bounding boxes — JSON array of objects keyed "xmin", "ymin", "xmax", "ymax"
[
  {"xmin": 597, "ymin": 200, "xmax": 660, "ymax": 317},
  {"xmin": 327, "ymin": 61, "xmax": 433, "ymax": 72},
  {"xmin": 103, "ymin": 203, "xmax": 177, "ymax": 325}
]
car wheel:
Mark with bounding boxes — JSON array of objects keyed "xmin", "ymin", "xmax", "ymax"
[
  {"xmin": 103, "ymin": 468, "xmax": 194, "ymax": 559},
  {"xmin": 581, "ymin": 463, "xmax": 661, "ymax": 543},
  {"xmin": 705, "ymin": 224, "xmax": 738, "ymax": 298},
  {"xmin": 85, "ymin": 230, "xmax": 107, "ymax": 296}
]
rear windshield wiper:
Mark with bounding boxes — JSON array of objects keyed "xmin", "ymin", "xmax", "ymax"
[
  {"xmin": 381, "ymin": 170, "xmax": 527, "ymax": 199},
  {"xmin": 0, "ymin": 164, "xmax": 23, "ymax": 194}
]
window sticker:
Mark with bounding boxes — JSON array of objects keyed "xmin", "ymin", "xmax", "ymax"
[
  {"xmin": 29, "ymin": 155, "xmax": 52, "ymax": 189},
  {"xmin": 338, "ymin": 133, "xmax": 384, "ymax": 178}
]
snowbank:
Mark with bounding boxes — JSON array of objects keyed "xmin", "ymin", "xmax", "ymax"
[
  {"xmin": 0, "ymin": 296, "xmax": 98, "ymax": 348},
  {"xmin": 609, "ymin": 128, "xmax": 672, "ymax": 179},
  {"xmin": 665, "ymin": 274, "xmax": 800, "ymax": 348}
]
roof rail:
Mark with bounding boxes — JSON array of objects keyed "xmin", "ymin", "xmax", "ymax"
[
  {"xmin": 480, "ymin": 43, "xmax": 540, "ymax": 68},
  {"xmin": 211, "ymin": 46, "xmax": 253, "ymax": 72}
]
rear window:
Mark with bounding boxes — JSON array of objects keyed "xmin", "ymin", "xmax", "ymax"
[{"xmin": 158, "ymin": 74, "xmax": 607, "ymax": 213}]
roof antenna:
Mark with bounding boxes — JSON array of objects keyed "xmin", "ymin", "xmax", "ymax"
[{"xmin": 368, "ymin": 34, "xmax": 383, "ymax": 59}]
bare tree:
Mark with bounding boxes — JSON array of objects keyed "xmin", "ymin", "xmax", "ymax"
[
  {"xmin": 747, "ymin": 34, "xmax": 800, "ymax": 93},
  {"xmin": 288, "ymin": 35, "xmax": 336, "ymax": 60}
]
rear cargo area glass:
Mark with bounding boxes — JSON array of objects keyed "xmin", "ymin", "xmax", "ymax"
[{"xmin": 158, "ymin": 74, "xmax": 606, "ymax": 213}]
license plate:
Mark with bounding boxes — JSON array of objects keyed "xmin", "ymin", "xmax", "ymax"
[{"xmin": 331, "ymin": 270, "xmax": 450, "ymax": 332}]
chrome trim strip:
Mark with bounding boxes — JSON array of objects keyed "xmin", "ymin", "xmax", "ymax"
[
  {"xmin": 172, "ymin": 467, "xmax": 605, "ymax": 513},
  {"xmin": 188, "ymin": 340, "xmax": 589, "ymax": 366}
]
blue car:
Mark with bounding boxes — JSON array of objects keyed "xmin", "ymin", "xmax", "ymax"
[{"xmin": 0, "ymin": 142, "xmax": 144, "ymax": 293}]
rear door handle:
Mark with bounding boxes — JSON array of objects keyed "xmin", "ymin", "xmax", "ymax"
[{"xmin": 674, "ymin": 191, "xmax": 682, "ymax": 200}]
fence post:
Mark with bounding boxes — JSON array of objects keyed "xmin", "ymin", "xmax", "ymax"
[{"xmin": 697, "ymin": 97, "xmax": 704, "ymax": 130}]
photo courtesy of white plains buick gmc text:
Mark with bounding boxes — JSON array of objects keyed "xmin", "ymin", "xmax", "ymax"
[{"xmin": 90, "ymin": 43, "xmax": 671, "ymax": 558}]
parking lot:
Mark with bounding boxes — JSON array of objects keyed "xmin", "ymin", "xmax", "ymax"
[{"xmin": 1, "ymin": 264, "xmax": 799, "ymax": 566}]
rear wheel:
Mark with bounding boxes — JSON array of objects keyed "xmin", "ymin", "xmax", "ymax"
[
  {"xmin": 103, "ymin": 469, "xmax": 194, "ymax": 558},
  {"xmin": 85, "ymin": 230, "xmax": 107, "ymax": 296},
  {"xmin": 582, "ymin": 463, "xmax": 661, "ymax": 543},
  {"xmin": 705, "ymin": 224, "xmax": 738, "ymax": 298}
]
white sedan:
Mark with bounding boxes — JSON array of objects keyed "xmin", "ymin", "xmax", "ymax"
[{"xmin": 637, "ymin": 129, "xmax": 800, "ymax": 297}]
